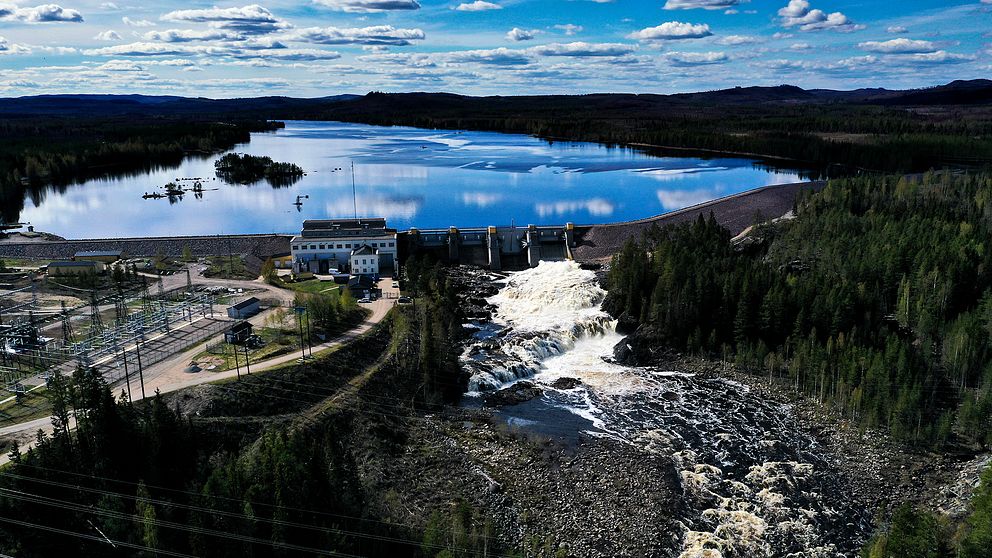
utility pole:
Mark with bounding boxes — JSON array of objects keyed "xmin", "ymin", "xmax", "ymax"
[
  {"xmin": 351, "ymin": 161, "xmax": 358, "ymax": 219},
  {"xmin": 305, "ymin": 313, "xmax": 314, "ymax": 358},
  {"xmin": 232, "ymin": 341, "xmax": 241, "ymax": 381},
  {"xmin": 120, "ymin": 346, "xmax": 132, "ymax": 401},
  {"xmin": 244, "ymin": 344, "xmax": 251, "ymax": 375},
  {"xmin": 294, "ymin": 306, "xmax": 307, "ymax": 361},
  {"xmin": 135, "ymin": 340, "xmax": 146, "ymax": 401}
]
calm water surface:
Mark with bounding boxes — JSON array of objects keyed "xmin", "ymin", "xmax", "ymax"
[{"xmin": 20, "ymin": 121, "xmax": 802, "ymax": 237}]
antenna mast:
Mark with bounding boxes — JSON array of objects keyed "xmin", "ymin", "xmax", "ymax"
[{"xmin": 351, "ymin": 161, "xmax": 358, "ymax": 219}]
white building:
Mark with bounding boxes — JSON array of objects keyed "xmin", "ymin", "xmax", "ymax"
[
  {"xmin": 349, "ymin": 245, "xmax": 379, "ymax": 276},
  {"xmin": 291, "ymin": 218, "xmax": 397, "ymax": 275}
]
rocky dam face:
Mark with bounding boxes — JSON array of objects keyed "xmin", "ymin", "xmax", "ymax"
[{"xmin": 460, "ymin": 261, "xmax": 872, "ymax": 557}]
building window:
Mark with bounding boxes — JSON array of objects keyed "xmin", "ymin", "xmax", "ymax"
[
  {"xmin": 388, "ymin": 242, "xmax": 394, "ymax": 247},
  {"xmin": 336, "ymin": 244, "xmax": 342, "ymax": 249},
  {"xmin": 345, "ymin": 243, "xmax": 351, "ymax": 248},
  {"xmin": 319, "ymin": 244, "xmax": 325, "ymax": 250}
]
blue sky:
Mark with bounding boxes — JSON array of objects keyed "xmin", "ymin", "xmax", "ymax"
[{"xmin": 0, "ymin": 0, "xmax": 989, "ymax": 97}]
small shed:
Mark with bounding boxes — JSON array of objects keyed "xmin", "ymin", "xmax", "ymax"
[
  {"xmin": 74, "ymin": 250, "xmax": 124, "ymax": 263},
  {"xmin": 48, "ymin": 260, "xmax": 105, "ymax": 276},
  {"xmin": 224, "ymin": 321, "xmax": 254, "ymax": 344},
  {"xmin": 227, "ymin": 297, "xmax": 260, "ymax": 319},
  {"xmin": 347, "ymin": 275, "xmax": 377, "ymax": 298}
]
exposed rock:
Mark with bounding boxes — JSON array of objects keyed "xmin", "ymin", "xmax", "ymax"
[{"xmin": 484, "ymin": 381, "xmax": 543, "ymax": 406}]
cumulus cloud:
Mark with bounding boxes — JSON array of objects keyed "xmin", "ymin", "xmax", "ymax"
[
  {"xmin": 0, "ymin": 3, "xmax": 83, "ymax": 23},
  {"xmin": 530, "ymin": 41, "xmax": 636, "ymax": 57},
  {"xmin": 886, "ymin": 25, "xmax": 907, "ymax": 34},
  {"xmin": 288, "ymin": 25, "xmax": 425, "ymax": 46},
  {"xmin": 448, "ymin": 47, "xmax": 530, "ymax": 65},
  {"xmin": 455, "ymin": 1, "xmax": 501, "ymax": 11},
  {"xmin": 99, "ymin": 2, "xmax": 118, "ymax": 9},
  {"xmin": 790, "ymin": 42, "xmax": 811, "ymax": 50},
  {"xmin": 94, "ymin": 29, "xmax": 121, "ymax": 41},
  {"xmin": 161, "ymin": 5, "xmax": 289, "ymax": 34},
  {"xmin": 898, "ymin": 50, "xmax": 975, "ymax": 64},
  {"xmin": 122, "ymin": 16, "xmax": 154, "ymax": 27},
  {"xmin": 143, "ymin": 29, "xmax": 240, "ymax": 42},
  {"xmin": 627, "ymin": 21, "xmax": 712, "ymax": 41},
  {"xmin": 716, "ymin": 35, "xmax": 759, "ymax": 45},
  {"xmin": 506, "ymin": 28, "xmax": 538, "ymax": 41},
  {"xmin": 665, "ymin": 50, "xmax": 728, "ymax": 65},
  {"xmin": 83, "ymin": 42, "xmax": 224, "ymax": 56},
  {"xmin": 778, "ymin": 0, "xmax": 863, "ymax": 32},
  {"xmin": 554, "ymin": 24, "xmax": 582, "ymax": 36},
  {"xmin": 0, "ymin": 36, "xmax": 31, "ymax": 54},
  {"xmin": 858, "ymin": 38, "xmax": 937, "ymax": 54},
  {"xmin": 313, "ymin": 0, "xmax": 421, "ymax": 12},
  {"xmin": 663, "ymin": 0, "xmax": 746, "ymax": 10}
]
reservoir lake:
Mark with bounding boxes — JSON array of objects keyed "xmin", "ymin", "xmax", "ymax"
[{"xmin": 19, "ymin": 120, "xmax": 803, "ymax": 237}]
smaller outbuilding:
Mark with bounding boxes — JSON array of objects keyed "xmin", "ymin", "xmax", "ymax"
[
  {"xmin": 74, "ymin": 250, "xmax": 124, "ymax": 263},
  {"xmin": 48, "ymin": 260, "xmax": 105, "ymax": 276},
  {"xmin": 347, "ymin": 275, "xmax": 377, "ymax": 298},
  {"xmin": 227, "ymin": 297, "xmax": 260, "ymax": 319},
  {"xmin": 224, "ymin": 321, "xmax": 254, "ymax": 344}
]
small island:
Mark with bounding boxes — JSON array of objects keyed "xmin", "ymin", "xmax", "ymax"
[{"xmin": 214, "ymin": 153, "xmax": 304, "ymax": 187}]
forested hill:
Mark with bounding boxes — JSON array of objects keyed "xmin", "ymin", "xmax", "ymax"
[
  {"xmin": 310, "ymin": 81, "xmax": 992, "ymax": 175},
  {"xmin": 3, "ymin": 80, "xmax": 992, "ymax": 175},
  {"xmin": 606, "ymin": 171, "xmax": 992, "ymax": 449}
]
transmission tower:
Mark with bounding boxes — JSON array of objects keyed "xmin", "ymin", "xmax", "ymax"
[
  {"xmin": 89, "ymin": 290, "xmax": 103, "ymax": 333},
  {"xmin": 61, "ymin": 301, "xmax": 73, "ymax": 344}
]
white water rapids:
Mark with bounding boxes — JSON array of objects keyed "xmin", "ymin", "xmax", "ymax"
[{"xmin": 462, "ymin": 261, "xmax": 868, "ymax": 557}]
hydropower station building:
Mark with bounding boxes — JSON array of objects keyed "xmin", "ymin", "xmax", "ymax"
[{"xmin": 291, "ymin": 218, "xmax": 397, "ymax": 276}]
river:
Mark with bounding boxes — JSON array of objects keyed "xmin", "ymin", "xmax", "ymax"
[
  {"xmin": 462, "ymin": 261, "xmax": 871, "ymax": 557},
  {"xmin": 16, "ymin": 121, "xmax": 802, "ymax": 238}
]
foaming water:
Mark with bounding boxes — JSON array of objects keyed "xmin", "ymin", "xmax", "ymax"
[{"xmin": 463, "ymin": 261, "xmax": 868, "ymax": 556}]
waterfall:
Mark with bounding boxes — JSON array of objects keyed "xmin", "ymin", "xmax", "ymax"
[{"xmin": 463, "ymin": 261, "xmax": 617, "ymax": 392}]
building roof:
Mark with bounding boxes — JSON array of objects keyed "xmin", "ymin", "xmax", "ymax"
[
  {"xmin": 350, "ymin": 244, "xmax": 378, "ymax": 256},
  {"xmin": 347, "ymin": 275, "xmax": 375, "ymax": 289},
  {"xmin": 228, "ymin": 321, "xmax": 253, "ymax": 333},
  {"xmin": 299, "ymin": 218, "xmax": 396, "ymax": 239},
  {"xmin": 74, "ymin": 250, "xmax": 122, "ymax": 257},
  {"xmin": 49, "ymin": 260, "xmax": 100, "ymax": 267},
  {"xmin": 231, "ymin": 297, "xmax": 260, "ymax": 310}
]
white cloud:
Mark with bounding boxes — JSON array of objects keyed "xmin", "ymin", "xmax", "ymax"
[
  {"xmin": 455, "ymin": 1, "xmax": 501, "ymax": 11},
  {"xmin": 665, "ymin": 50, "xmax": 728, "ymax": 65},
  {"xmin": 716, "ymin": 35, "xmax": 759, "ymax": 45},
  {"xmin": 313, "ymin": 0, "xmax": 421, "ymax": 12},
  {"xmin": 789, "ymin": 42, "xmax": 811, "ymax": 50},
  {"xmin": 448, "ymin": 47, "xmax": 530, "ymax": 65},
  {"xmin": 99, "ymin": 2, "xmax": 118, "ymax": 9},
  {"xmin": 627, "ymin": 21, "xmax": 712, "ymax": 41},
  {"xmin": 530, "ymin": 42, "xmax": 636, "ymax": 57},
  {"xmin": 898, "ymin": 50, "xmax": 975, "ymax": 64},
  {"xmin": 663, "ymin": 0, "xmax": 746, "ymax": 10},
  {"xmin": 143, "ymin": 29, "xmax": 240, "ymax": 43},
  {"xmin": 161, "ymin": 5, "xmax": 289, "ymax": 34},
  {"xmin": 288, "ymin": 25, "xmax": 425, "ymax": 46},
  {"xmin": 886, "ymin": 26, "xmax": 907, "ymax": 34},
  {"xmin": 0, "ymin": 4, "xmax": 83, "ymax": 23},
  {"xmin": 554, "ymin": 24, "xmax": 583, "ymax": 36},
  {"xmin": 0, "ymin": 36, "xmax": 31, "ymax": 54},
  {"xmin": 94, "ymin": 30, "xmax": 121, "ymax": 41},
  {"xmin": 122, "ymin": 16, "xmax": 154, "ymax": 27},
  {"xmin": 778, "ymin": 0, "xmax": 864, "ymax": 32},
  {"xmin": 858, "ymin": 38, "xmax": 937, "ymax": 54},
  {"xmin": 506, "ymin": 28, "xmax": 538, "ymax": 41}
]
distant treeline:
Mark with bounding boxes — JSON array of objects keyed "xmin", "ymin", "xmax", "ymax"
[
  {"xmin": 0, "ymin": 117, "xmax": 281, "ymax": 224},
  {"xmin": 313, "ymin": 93, "xmax": 992, "ymax": 177},
  {"xmin": 606, "ymin": 171, "xmax": 992, "ymax": 448}
]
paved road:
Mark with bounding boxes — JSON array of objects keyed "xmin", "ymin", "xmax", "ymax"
[{"xmin": 0, "ymin": 271, "xmax": 398, "ymax": 464}]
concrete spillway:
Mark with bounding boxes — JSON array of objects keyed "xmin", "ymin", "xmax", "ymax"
[{"xmin": 399, "ymin": 223, "xmax": 576, "ymax": 271}]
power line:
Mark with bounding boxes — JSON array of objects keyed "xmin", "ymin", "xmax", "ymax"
[{"xmin": 0, "ymin": 514, "xmax": 199, "ymax": 558}]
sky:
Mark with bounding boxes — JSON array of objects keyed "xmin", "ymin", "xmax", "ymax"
[{"xmin": 0, "ymin": 0, "xmax": 989, "ymax": 97}]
